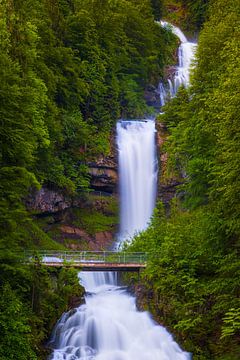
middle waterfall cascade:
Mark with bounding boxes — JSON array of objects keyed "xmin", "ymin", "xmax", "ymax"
[
  {"xmin": 117, "ymin": 120, "xmax": 158, "ymax": 243},
  {"xmin": 48, "ymin": 22, "xmax": 194, "ymax": 360},
  {"xmin": 159, "ymin": 21, "xmax": 197, "ymax": 106}
]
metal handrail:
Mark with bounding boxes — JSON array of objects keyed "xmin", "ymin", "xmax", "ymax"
[{"xmin": 23, "ymin": 250, "xmax": 148, "ymax": 264}]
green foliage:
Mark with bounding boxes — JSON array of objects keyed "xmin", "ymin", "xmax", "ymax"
[
  {"xmin": 221, "ymin": 308, "xmax": 240, "ymax": 339},
  {"xmin": 128, "ymin": 0, "xmax": 240, "ymax": 358},
  {"xmin": 127, "ymin": 201, "xmax": 240, "ymax": 358},
  {"xmin": 0, "ymin": 263, "xmax": 83, "ymax": 359},
  {"xmin": 151, "ymin": 0, "xmax": 164, "ymax": 20},
  {"xmin": 71, "ymin": 194, "xmax": 119, "ymax": 236},
  {"xmin": 73, "ymin": 207, "xmax": 118, "ymax": 236},
  {"xmin": 163, "ymin": 0, "xmax": 209, "ymax": 32},
  {"xmin": 0, "ymin": 0, "xmax": 177, "ymax": 194},
  {"xmin": 0, "ymin": 283, "xmax": 37, "ymax": 360},
  {"xmin": 29, "ymin": 264, "xmax": 84, "ymax": 352},
  {"xmin": 0, "ymin": 167, "xmax": 39, "ymax": 261},
  {"xmin": 0, "ymin": 0, "xmax": 187, "ymax": 358},
  {"xmin": 161, "ymin": 0, "xmax": 240, "ymax": 224}
]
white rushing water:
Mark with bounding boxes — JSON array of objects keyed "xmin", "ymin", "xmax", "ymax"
[
  {"xmin": 48, "ymin": 117, "xmax": 190, "ymax": 360},
  {"xmin": 159, "ymin": 21, "xmax": 197, "ymax": 106},
  {"xmin": 48, "ymin": 22, "xmax": 194, "ymax": 360},
  {"xmin": 117, "ymin": 119, "xmax": 158, "ymax": 243},
  {"xmin": 49, "ymin": 272, "xmax": 190, "ymax": 360}
]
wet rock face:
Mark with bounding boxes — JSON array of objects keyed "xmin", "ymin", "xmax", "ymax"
[
  {"xmin": 27, "ymin": 187, "xmax": 118, "ymax": 251},
  {"xmin": 164, "ymin": 65, "xmax": 178, "ymax": 82},
  {"xmin": 88, "ymin": 131, "xmax": 118, "ymax": 194},
  {"xmin": 88, "ymin": 165, "xmax": 118, "ymax": 194},
  {"xmin": 156, "ymin": 121, "xmax": 184, "ymax": 208},
  {"xmin": 26, "ymin": 156, "xmax": 118, "ymax": 215},
  {"xmin": 26, "ymin": 187, "xmax": 74, "ymax": 214},
  {"xmin": 61, "ymin": 225, "xmax": 115, "ymax": 251},
  {"xmin": 25, "ymin": 131, "xmax": 119, "ymax": 251},
  {"xmin": 159, "ymin": 181, "xmax": 183, "ymax": 208},
  {"xmin": 144, "ymin": 84, "xmax": 161, "ymax": 108},
  {"xmin": 60, "ymin": 226, "xmax": 92, "ymax": 242}
]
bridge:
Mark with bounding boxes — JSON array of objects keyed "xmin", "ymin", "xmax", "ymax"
[{"xmin": 24, "ymin": 250, "xmax": 147, "ymax": 272}]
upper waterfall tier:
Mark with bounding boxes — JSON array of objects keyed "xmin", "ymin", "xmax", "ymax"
[{"xmin": 158, "ymin": 21, "xmax": 197, "ymax": 105}]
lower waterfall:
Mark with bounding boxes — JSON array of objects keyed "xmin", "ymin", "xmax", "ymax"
[
  {"xmin": 48, "ymin": 118, "xmax": 190, "ymax": 360},
  {"xmin": 49, "ymin": 271, "xmax": 190, "ymax": 360}
]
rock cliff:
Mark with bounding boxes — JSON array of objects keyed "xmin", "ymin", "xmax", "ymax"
[
  {"xmin": 156, "ymin": 121, "xmax": 182, "ymax": 208},
  {"xmin": 88, "ymin": 132, "xmax": 118, "ymax": 194}
]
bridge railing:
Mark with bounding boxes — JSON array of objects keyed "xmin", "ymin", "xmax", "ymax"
[{"xmin": 23, "ymin": 250, "xmax": 147, "ymax": 265}]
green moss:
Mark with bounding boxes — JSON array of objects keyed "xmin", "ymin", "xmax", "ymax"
[
  {"xmin": 72, "ymin": 207, "xmax": 118, "ymax": 236},
  {"xmin": 69, "ymin": 194, "xmax": 119, "ymax": 235},
  {"xmin": 26, "ymin": 216, "xmax": 64, "ymax": 250},
  {"xmin": 88, "ymin": 193, "xmax": 119, "ymax": 214},
  {"xmin": 32, "ymin": 194, "xmax": 119, "ymax": 249},
  {"xmin": 163, "ymin": 0, "xmax": 208, "ymax": 34},
  {"xmin": 63, "ymin": 238, "xmax": 91, "ymax": 250}
]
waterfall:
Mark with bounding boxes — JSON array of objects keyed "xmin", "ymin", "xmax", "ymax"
[
  {"xmin": 48, "ymin": 22, "xmax": 193, "ymax": 360},
  {"xmin": 49, "ymin": 271, "xmax": 190, "ymax": 360},
  {"xmin": 158, "ymin": 22, "xmax": 197, "ymax": 105},
  {"xmin": 48, "ymin": 117, "xmax": 190, "ymax": 359},
  {"xmin": 117, "ymin": 119, "xmax": 158, "ymax": 243}
]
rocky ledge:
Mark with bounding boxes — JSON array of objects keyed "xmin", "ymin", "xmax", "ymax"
[
  {"xmin": 156, "ymin": 121, "xmax": 184, "ymax": 207},
  {"xmin": 144, "ymin": 84, "xmax": 161, "ymax": 109},
  {"xmin": 60, "ymin": 225, "xmax": 114, "ymax": 251},
  {"xmin": 88, "ymin": 130, "xmax": 118, "ymax": 194},
  {"xmin": 26, "ymin": 187, "xmax": 76, "ymax": 214},
  {"xmin": 88, "ymin": 164, "xmax": 118, "ymax": 194}
]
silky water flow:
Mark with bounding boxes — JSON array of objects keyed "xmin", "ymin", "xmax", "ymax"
[
  {"xmin": 116, "ymin": 120, "xmax": 158, "ymax": 243},
  {"xmin": 48, "ymin": 23, "xmax": 195, "ymax": 360},
  {"xmin": 48, "ymin": 119, "xmax": 190, "ymax": 360},
  {"xmin": 158, "ymin": 22, "xmax": 197, "ymax": 106}
]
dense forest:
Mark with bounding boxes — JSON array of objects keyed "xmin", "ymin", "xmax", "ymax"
[
  {"xmin": 1, "ymin": 0, "xmax": 239, "ymax": 359},
  {"xmin": 0, "ymin": 0, "xmax": 177, "ymax": 358},
  {"xmin": 128, "ymin": 0, "xmax": 240, "ymax": 359}
]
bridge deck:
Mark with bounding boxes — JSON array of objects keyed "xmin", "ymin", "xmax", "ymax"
[
  {"xmin": 41, "ymin": 262, "xmax": 146, "ymax": 271},
  {"xmin": 24, "ymin": 250, "xmax": 147, "ymax": 272}
]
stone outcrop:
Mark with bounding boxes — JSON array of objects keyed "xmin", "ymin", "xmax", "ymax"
[
  {"xmin": 88, "ymin": 132, "xmax": 118, "ymax": 194},
  {"xmin": 26, "ymin": 187, "xmax": 75, "ymax": 214},
  {"xmin": 61, "ymin": 225, "xmax": 115, "ymax": 251},
  {"xmin": 156, "ymin": 121, "xmax": 184, "ymax": 208},
  {"xmin": 158, "ymin": 181, "xmax": 183, "ymax": 207},
  {"xmin": 87, "ymin": 130, "xmax": 118, "ymax": 194},
  {"xmin": 144, "ymin": 84, "xmax": 161, "ymax": 108},
  {"xmin": 88, "ymin": 165, "xmax": 118, "ymax": 194},
  {"xmin": 164, "ymin": 65, "xmax": 178, "ymax": 82},
  {"xmin": 60, "ymin": 226, "xmax": 92, "ymax": 242}
]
